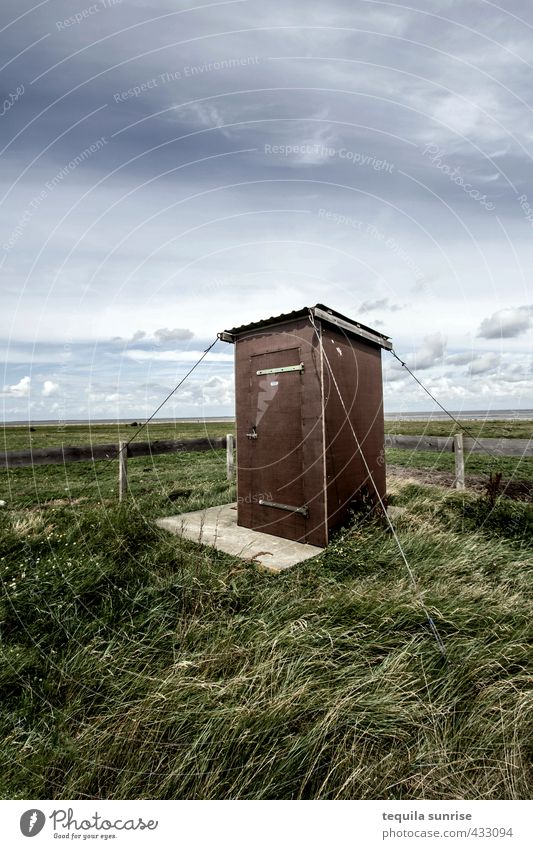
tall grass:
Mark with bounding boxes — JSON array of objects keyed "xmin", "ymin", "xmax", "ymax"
[{"xmin": 0, "ymin": 476, "xmax": 531, "ymax": 800}]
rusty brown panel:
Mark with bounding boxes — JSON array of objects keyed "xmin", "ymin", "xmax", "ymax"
[
  {"xmin": 248, "ymin": 346, "xmax": 305, "ymax": 542},
  {"xmin": 321, "ymin": 322, "xmax": 386, "ymax": 536},
  {"xmin": 234, "ymin": 334, "xmax": 252, "ymax": 530},
  {"xmin": 233, "ymin": 317, "xmax": 327, "ymax": 545},
  {"xmin": 299, "ymin": 320, "xmax": 327, "ymax": 547},
  {"xmin": 235, "ymin": 333, "xmax": 305, "ymax": 542}
]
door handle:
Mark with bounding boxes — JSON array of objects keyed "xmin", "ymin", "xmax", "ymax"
[{"xmin": 246, "ymin": 425, "xmax": 258, "ymax": 439}]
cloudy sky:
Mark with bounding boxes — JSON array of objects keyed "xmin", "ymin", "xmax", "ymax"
[{"xmin": 1, "ymin": 0, "xmax": 532, "ymax": 420}]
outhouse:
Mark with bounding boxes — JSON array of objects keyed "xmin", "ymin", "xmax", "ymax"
[{"xmin": 219, "ymin": 304, "xmax": 392, "ymax": 548}]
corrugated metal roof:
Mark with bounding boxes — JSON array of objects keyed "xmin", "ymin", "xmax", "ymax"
[{"xmin": 218, "ymin": 303, "xmax": 392, "ymax": 350}]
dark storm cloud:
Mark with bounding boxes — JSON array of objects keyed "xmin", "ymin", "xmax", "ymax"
[
  {"xmin": 4, "ymin": 0, "xmax": 530, "ymax": 222},
  {"xmin": 1, "ymin": 0, "xmax": 533, "ymax": 416}
]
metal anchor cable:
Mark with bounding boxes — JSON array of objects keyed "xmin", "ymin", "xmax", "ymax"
[
  {"xmin": 309, "ymin": 311, "xmax": 447, "ymax": 660},
  {"xmin": 389, "ymin": 348, "xmax": 505, "ymax": 464},
  {"xmin": 116, "ymin": 338, "xmax": 219, "ymax": 459}
]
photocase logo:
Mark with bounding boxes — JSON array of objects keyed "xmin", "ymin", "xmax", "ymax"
[{"xmin": 20, "ymin": 810, "xmax": 46, "ymax": 837}]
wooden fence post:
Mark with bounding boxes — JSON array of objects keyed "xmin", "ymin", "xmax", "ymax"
[
  {"xmin": 226, "ymin": 433, "xmax": 234, "ymax": 480},
  {"xmin": 454, "ymin": 432, "xmax": 465, "ymax": 490},
  {"xmin": 118, "ymin": 441, "xmax": 128, "ymax": 501}
]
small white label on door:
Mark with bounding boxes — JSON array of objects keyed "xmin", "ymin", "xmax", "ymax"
[{"xmin": 270, "ymin": 380, "xmax": 279, "ymax": 386}]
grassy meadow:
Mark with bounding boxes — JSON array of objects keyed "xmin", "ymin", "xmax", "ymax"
[
  {"xmin": 3, "ymin": 418, "xmax": 532, "ymax": 486},
  {"xmin": 0, "ymin": 420, "xmax": 532, "ymax": 799}
]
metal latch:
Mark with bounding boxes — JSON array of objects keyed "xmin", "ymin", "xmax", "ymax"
[
  {"xmin": 256, "ymin": 363, "xmax": 304, "ymax": 376},
  {"xmin": 246, "ymin": 425, "xmax": 258, "ymax": 439},
  {"xmin": 258, "ymin": 499, "xmax": 309, "ymax": 518}
]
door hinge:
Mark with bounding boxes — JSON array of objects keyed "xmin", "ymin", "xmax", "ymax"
[{"xmin": 256, "ymin": 363, "xmax": 304, "ymax": 376}]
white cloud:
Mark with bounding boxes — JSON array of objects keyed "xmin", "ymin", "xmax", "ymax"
[
  {"xmin": 42, "ymin": 380, "xmax": 59, "ymax": 397},
  {"xmin": 115, "ymin": 328, "xmax": 194, "ymax": 346},
  {"xmin": 431, "ymin": 94, "xmax": 484, "ymax": 138},
  {"xmin": 412, "ymin": 333, "xmax": 447, "ymax": 370},
  {"xmin": 125, "ymin": 349, "xmax": 233, "ymax": 363},
  {"xmin": 447, "ymin": 351, "xmax": 474, "ymax": 366},
  {"xmin": 478, "ymin": 306, "xmax": 533, "ymax": 339},
  {"xmin": 172, "ymin": 375, "xmax": 234, "ymax": 407},
  {"xmin": 289, "ymin": 112, "xmax": 338, "ymax": 165},
  {"xmin": 154, "ymin": 327, "xmax": 194, "ymax": 345},
  {"xmin": 384, "ymin": 369, "xmax": 407, "ymax": 384},
  {"xmin": 3, "ymin": 376, "xmax": 31, "ymax": 397},
  {"xmin": 446, "ymin": 351, "xmax": 500, "ymax": 374},
  {"xmin": 201, "ymin": 375, "xmax": 233, "ymax": 406},
  {"xmin": 181, "ymin": 102, "xmax": 230, "ymax": 136},
  {"xmin": 478, "ymin": 172, "xmax": 500, "ymax": 183},
  {"xmin": 468, "ymin": 352, "xmax": 500, "ymax": 375},
  {"xmin": 425, "ymin": 376, "xmax": 468, "ymax": 400},
  {"xmin": 359, "ymin": 297, "xmax": 404, "ymax": 314}
]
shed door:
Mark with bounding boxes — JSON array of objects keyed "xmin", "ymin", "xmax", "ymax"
[{"xmin": 241, "ymin": 346, "xmax": 307, "ymax": 542}]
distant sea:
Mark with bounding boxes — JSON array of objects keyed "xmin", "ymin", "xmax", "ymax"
[
  {"xmin": 2, "ymin": 411, "xmax": 533, "ymax": 425},
  {"xmin": 383, "ymin": 409, "xmax": 533, "ymax": 421},
  {"xmin": 2, "ymin": 416, "xmax": 236, "ymax": 426},
  {"xmin": 385, "ymin": 410, "xmax": 533, "ymax": 422}
]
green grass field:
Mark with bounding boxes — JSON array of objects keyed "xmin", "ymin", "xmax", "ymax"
[
  {"xmin": 1, "ymin": 420, "xmax": 233, "ymax": 452},
  {"xmin": 2, "ymin": 420, "xmax": 532, "ymax": 507},
  {"xmin": 2, "ymin": 416, "xmax": 531, "ymax": 452},
  {"xmin": 0, "ymin": 421, "xmax": 532, "ymax": 799}
]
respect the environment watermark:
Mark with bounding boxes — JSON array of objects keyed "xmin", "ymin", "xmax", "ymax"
[
  {"xmin": 55, "ymin": 0, "xmax": 123, "ymax": 30},
  {"xmin": 2, "ymin": 137, "xmax": 108, "ymax": 254},
  {"xmin": 112, "ymin": 57, "xmax": 261, "ymax": 103},
  {"xmin": 318, "ymin": 207, "xmax": 425, "ymax": 283}
]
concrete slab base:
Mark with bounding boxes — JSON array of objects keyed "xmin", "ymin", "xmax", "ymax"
[{"xmin": 156, "ymin": 503, "xmax": 324, "ymax": 572}]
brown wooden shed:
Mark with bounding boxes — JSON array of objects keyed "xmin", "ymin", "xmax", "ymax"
[{"xmin": 219, "ymin": 304, "xmax": 392, "ymax": 548}]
